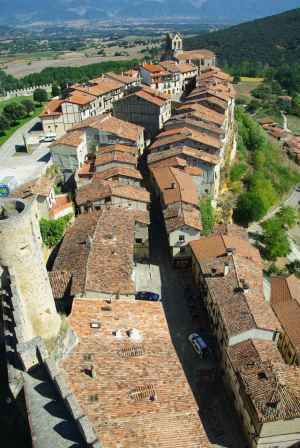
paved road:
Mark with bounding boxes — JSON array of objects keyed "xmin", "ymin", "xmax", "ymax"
[
  {"xmin": 0, "ymin": 117, "xmax": 40, "ymax": 160},
  {"xmin": 141, "ymin": 156, "xmax": 247, "ymax": 448}
]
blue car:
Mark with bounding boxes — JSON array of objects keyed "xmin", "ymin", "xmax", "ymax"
[{"xmin": 135, "ymin": 291, "xmax": 160, "ymax": 301}]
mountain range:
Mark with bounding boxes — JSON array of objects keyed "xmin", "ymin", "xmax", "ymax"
[{"xmin": 1, "ymin": 0, "xmax": 300, "ymax": 24}]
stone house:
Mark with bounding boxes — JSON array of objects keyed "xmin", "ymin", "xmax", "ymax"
[
  {"xmin": 160, "ymin": 61, "xmax": 198, "ymax": 94},
  {"xmin": 150, "ymin": 166, "xmax": 201, "ymax": 258},
  {"xmin": 139, "ymin": 63, "xmax": 182, "ymax": 99},
  {"xmin": 113, "ymin": 86, "xmax": 171, "ymax": 138},
  {"xmin": 186, "ymin": 232, "xmax": 300, "ymax": 448},
  {"xmin": 76, "ymin": 177, "xmax": 150, "ymax": 214},
  {"xmin": 50, "ymin": 130, "xmax": 87, "ymax": 175},
  {"xmin": 70, "ymin": 114, "xmax": 145, "ymax": 155},
  {"xmin": 175, "ymin": 49, "xmax": 216, "ymax": 72},
  {"xmin": 94, "ymin": 150, "xmax": 137, "ymax": 173},
  {"xmin": 51, "ymin": 207, "xmax": 150, "ymax": 300},
  {"xmin": 271, "ymin": 275, "xmax": 300, "ymax": 365},
  {"xmin": 93, "ymin": 167, "xmax": 142, "ymax": 187},
  {"xmin": 148, "ymin": 145, "xmax": 220, "ymax": 198}
]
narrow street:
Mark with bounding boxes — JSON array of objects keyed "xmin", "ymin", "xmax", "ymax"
[{"xmin": 141, "ymin": 159, "xmax": 247, "ymax": 448}]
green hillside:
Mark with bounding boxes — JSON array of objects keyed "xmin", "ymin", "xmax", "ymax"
[{"xmin": 185, "ymin": 8, "xmax": 300, "ymax": 74}]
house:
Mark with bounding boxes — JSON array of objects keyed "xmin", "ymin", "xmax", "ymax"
[
  {"xmin": 175, "ymin": 49, "xmax": 216, "ymax": 71},
  {"xmin": 106, "ymin": 71, "xmax": 141, "ymax": 92},
  {"xmin": 69, "ymin": 113, "xmax": 145, "ymax": 155},
  {"xmin": 150, "ymin": 166, "xmax": 201, "ymax": 258},
  {"xmin": 71, "ymin": 76, "xmax": 124, "ymax": 114},
  {"xmin": 93, "ymin": 167, "xmax": 142, "ymax": 187},
  {"xmin": 148, "ymin": 145, "xmax": 220, "ymax": 197},
  {"xmin": 149, "ymin": 126, "xmax": 221, "ymax": 156},
  {"xmin": 51, "ymin": 207, "xmax": 150, "ymax": 299},
  {"xmin": 160, "ymin": 61, "xmax": 198, "ymax": 93},
  {"xmin": 40, "ymin": 74, "xmax": 132, "ymax": 138},
  {"xmin": 113, "ymin": 86, "xmax": 171, "ymax": 138},
  {"xmin": 271, "ymin": 275, "xmax": 300, "ymax": 365},
  {"xmin": 94, "ymin": 150, "xmax": 137, "ymax": 173},
  {"xmin": 176, "ymin": 102, "xmax": 226, "ymax": 129},
  {"xmin": 76, "ymin": 177, "xmax": 150, "ymax": 214},
  {"xmin": 189, "ymin": 234, "xmax": 280, "ymax": 352},
  {"xmin": 50, "ymin": 130, "xmax": 87, "ymax": 175},
  {"xmin": 139, "ymin": 63, "xmax": 182, "ymax": 99},
  {"xmin": 58, "ymin": 298, "xmax": 213, "ymax": 447},
  {"xmin": 225, "ymin": 338, "xmax": 300, "ymax": 448}
]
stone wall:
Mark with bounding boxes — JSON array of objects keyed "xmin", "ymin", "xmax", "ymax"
[{"xmin": 1, "ymin": 84, "xmax": 52, "ymax": 100}]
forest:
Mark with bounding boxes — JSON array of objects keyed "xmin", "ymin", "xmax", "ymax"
[{"xmin": 185, "ymin": 7, "xmax": 300, "ymax": 76}]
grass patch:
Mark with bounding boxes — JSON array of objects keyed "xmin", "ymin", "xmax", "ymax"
[
  {"xmin": 240, "ymin": 77, "xmax": 264, "ymax": 82},
  {"xmin": 0, "ymin": 95, "xmax": 34, "ymax": 113},
  {"xmin": 287, "ymin": 114, "xmax": 300, "ymax": 135},
  {"xmin": 235, "ymin": 79, "xmax": 263, "ymax": 100},
  {"xmin": 0, "ymin": 104, "xmax": 42, "ymax": 147}
]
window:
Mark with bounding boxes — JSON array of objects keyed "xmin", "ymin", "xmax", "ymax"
[
  {"xmin": 179, "ymin": 235, "xmax": 185, "ymax": 242},
  {"xmin": 135, "ymin": 238, "xmax": 143, "ymax": 244}
]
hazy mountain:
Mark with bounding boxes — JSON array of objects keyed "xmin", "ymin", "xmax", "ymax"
[{"xmin": 0, "ymin": 0, "xmax": 300, "ymax": 24}]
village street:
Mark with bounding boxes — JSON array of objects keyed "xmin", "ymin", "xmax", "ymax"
[{"xmin": 140, "ymin": 158, "xmax": 247, "ymax": 448}]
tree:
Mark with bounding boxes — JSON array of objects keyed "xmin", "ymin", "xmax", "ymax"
[
  {"xmin": 234, "ymin": 191, "xmax": 266, "ymax": 225},
  {"xmin": 261, "ymin": 217, "xmax": 291, "ymax": 260},
  {"xmin": 51, "ymin": 84, "xmax": 60, "ymax": 97},
  {"xmin": 33, "ymin": 88, "xmax": 48, "ymax": 104},
  {"xmin": 3, "ymin": 103, "xmax": 26, "ymax": 124},
  {"xmin": 233, "ymin": 75, "xmax": 241, "ymax": 84},
  {"xmin": 21, "ymin": 98, "xmax": 35, "ymax": 115},
  {"xmin": 276, "ymin": 206, "xmax": 298, "ymax": 229},
  {"xmin": 292, "ymin": 95, "xmax": 300, "ymax": 117},
  {"xmin": 0, "ymin": 114, "xmax": 10, "ymax": 134}
]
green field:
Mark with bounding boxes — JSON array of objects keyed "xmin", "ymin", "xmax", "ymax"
[
  {"xmin": 235, "ymin": 79, "xmax": 263, "ymax": 100},
  {"xmin": 287, "ymin": 115, "xmax": 300, "ymax": 135},
  {"xmin": 0, "ymin": 95, "xmax": 34, "ymax": 112}
]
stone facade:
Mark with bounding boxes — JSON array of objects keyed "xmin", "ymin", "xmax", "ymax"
[{"xmin": 0, "ymin": 198, "xmax": 60, "ymax": 340}]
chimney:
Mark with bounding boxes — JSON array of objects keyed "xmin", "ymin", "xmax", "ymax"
[
  {"xmin": 171, "ymin": 182, "xmax": 176, "ymax": 189},
  {"xmin": 226, "ymin": 247, "xmax": 236, "ymax": 256},
  {"xmin": 224, "ymin": 262, "xmax": 230, "ymax": 277}
]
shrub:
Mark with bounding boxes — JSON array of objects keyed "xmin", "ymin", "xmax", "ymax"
[
  {"xmin": 40, "ymin": 214, "xmax": 72, "ymax": 248},
  {"xmin": 230, "ymin": 162, "xmax": 247, "ymax": 182},
  {"xmin": 199, "ymin": 197, "xmax": 215, "ymax": 236},
  {"xmin": 261, "ymin": 217, "xmax": 291, "ymax": 260}
]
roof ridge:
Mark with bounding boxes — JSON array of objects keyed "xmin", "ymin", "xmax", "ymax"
[{"xmin": 83, "ymin": 211, "xmax": 102, "ymax": 294}]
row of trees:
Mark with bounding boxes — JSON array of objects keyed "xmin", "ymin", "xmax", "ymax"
[{"xmin": 0, "ymin": 59, "xmax": 139, "ymax": 94}]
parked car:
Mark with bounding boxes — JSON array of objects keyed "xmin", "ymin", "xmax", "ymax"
[
  {"xmin": 41, "ymin": 135, "xmax": 56, "ymax": 143},
  {"xmin": 296, "ymin": 186, "xmax": 300, "ymax": 192},
  {"xmin": 135, "ymin": 291, "xmax": 160, "ymax": 301},
  {"xmin": 188, "ymin": 333, "xmax": 209, "ymax": 357}
]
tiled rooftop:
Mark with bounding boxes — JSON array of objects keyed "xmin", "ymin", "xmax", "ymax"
[
  {"xmin": 76, "ymin": 178, "xmax": 150, "ymax": 206},
  {"xmin": 228, "ymin": 339, "xmax": 300, "ymax": 423},
  {"xmin": 53, "ymin": 208, "xmax": 149, "ymax": 296},
  {"xmin": 151, "ymin": 166, "xmax": 199, "ymax": 207},
  {"xmin": 50, "ymin": 130, "xmax": 84, "ymax": 148},
  {"xmin": 93, "ymin": 166, "xmax": 142, "ymax": 181},
  {"xmin": 11, "ymin": 176, "xmax": 55, "ymax": 199},
  {"xmin": 60, "ymin": 299, "xmax": 212, "ymax": 448}
]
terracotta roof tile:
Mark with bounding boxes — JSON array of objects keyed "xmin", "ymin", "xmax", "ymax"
[
  {"xmin": 93, "ymin": 166, "xmax": 142, "ymax": 181},
  {"xmin": 176, "ymin": 49, "xmax": 215, "ymax": 60},
  {"xmin": 40, "ymin": 99, "xmax": 63, "ymax": 117},
  {"xmin": 53, "ymin": 208, "xmax": 149, "ymax": 296},
  {"xmin": 72, "ymin": 76, "xmax": 123, "ymax": 97},
  {"xmin": 150, "ymin": 128, "xmax": 221, "ymax": 151},
  {"xmin": 148, "ymin": 145, "xmax": 219, "ymax": 166},
  {"xmin": 76, "ymin": 178, "xmax": 150, "ymax": 206},
  {"xmin": 177, "ymin": 102, "xmax": 225, "ymax": 126},
  {"xmin": 50, "ymin": 130, "xmax": 83, "ymax": 148},
  {"xmin": 60, "ymin": 299, "xmax": 212, "ymax": 448},
  {"xmin": 65, "ymin": 91, "xmax": 96, "ymax": 106},
  {"xmin": 70, "ymin": 115, "xmax": 144, "ymax": 143},
  {"xmin": 98, "ymin": 144, "xmax": 138, "ymax": 155},
  {"xmin": 227, "ymin": 339, "xmax": 300, "ymax": 423},
  {"xmin": 49, "ymin": 271, "xmax": 72, "ymax": 299},
  {"xmin": 94, "ymin": 151, "xmax": 137, "ymax": 167},
  {"xmin": 151, "ymin": 166, "xmax": 199, "ymax": 207},
  {"xmin": 11, "ymin": 176, "xmax": 55, "ymax": 198}
]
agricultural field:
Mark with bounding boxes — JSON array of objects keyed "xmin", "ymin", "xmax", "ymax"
[{"xmin": 235, "ymin": 77, "xmax": 263, "ymax": 99}]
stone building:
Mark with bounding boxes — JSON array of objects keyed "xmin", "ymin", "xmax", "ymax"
[
  {"xmin": 113, "ymin": 86, "xmax": 171, "ymax": 138},
  {"xmin": 139, "ymin": 63, "xmax": 182, "ymax": 99},
  {"xmin": 51, "ymin": 207, "xmax": 150, "ymax": 300},
  {"xmin": 50, "ymin": 130, "xmax": 87, "ymax": 175},
  {"xmin": 70, "ymin": 113, "xmax": 145, "ymax": 155},
  {"xmin": 0, "ymin": 198, "xmax": 60, "ymax": 340},
  {"xmin": 150, "ymin": 166, "xmax": 201, "ymax": 259},
  {"xmin": 76, "ymin": 177, "xmax": 150, "ymax": 214},
  {"xmin": 165, "ymin": 32, "xmax": 183, "ymax": 58},
  {"xmin": 271, "ymin": 275, "xmax": 300, "ymax": 365}
]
